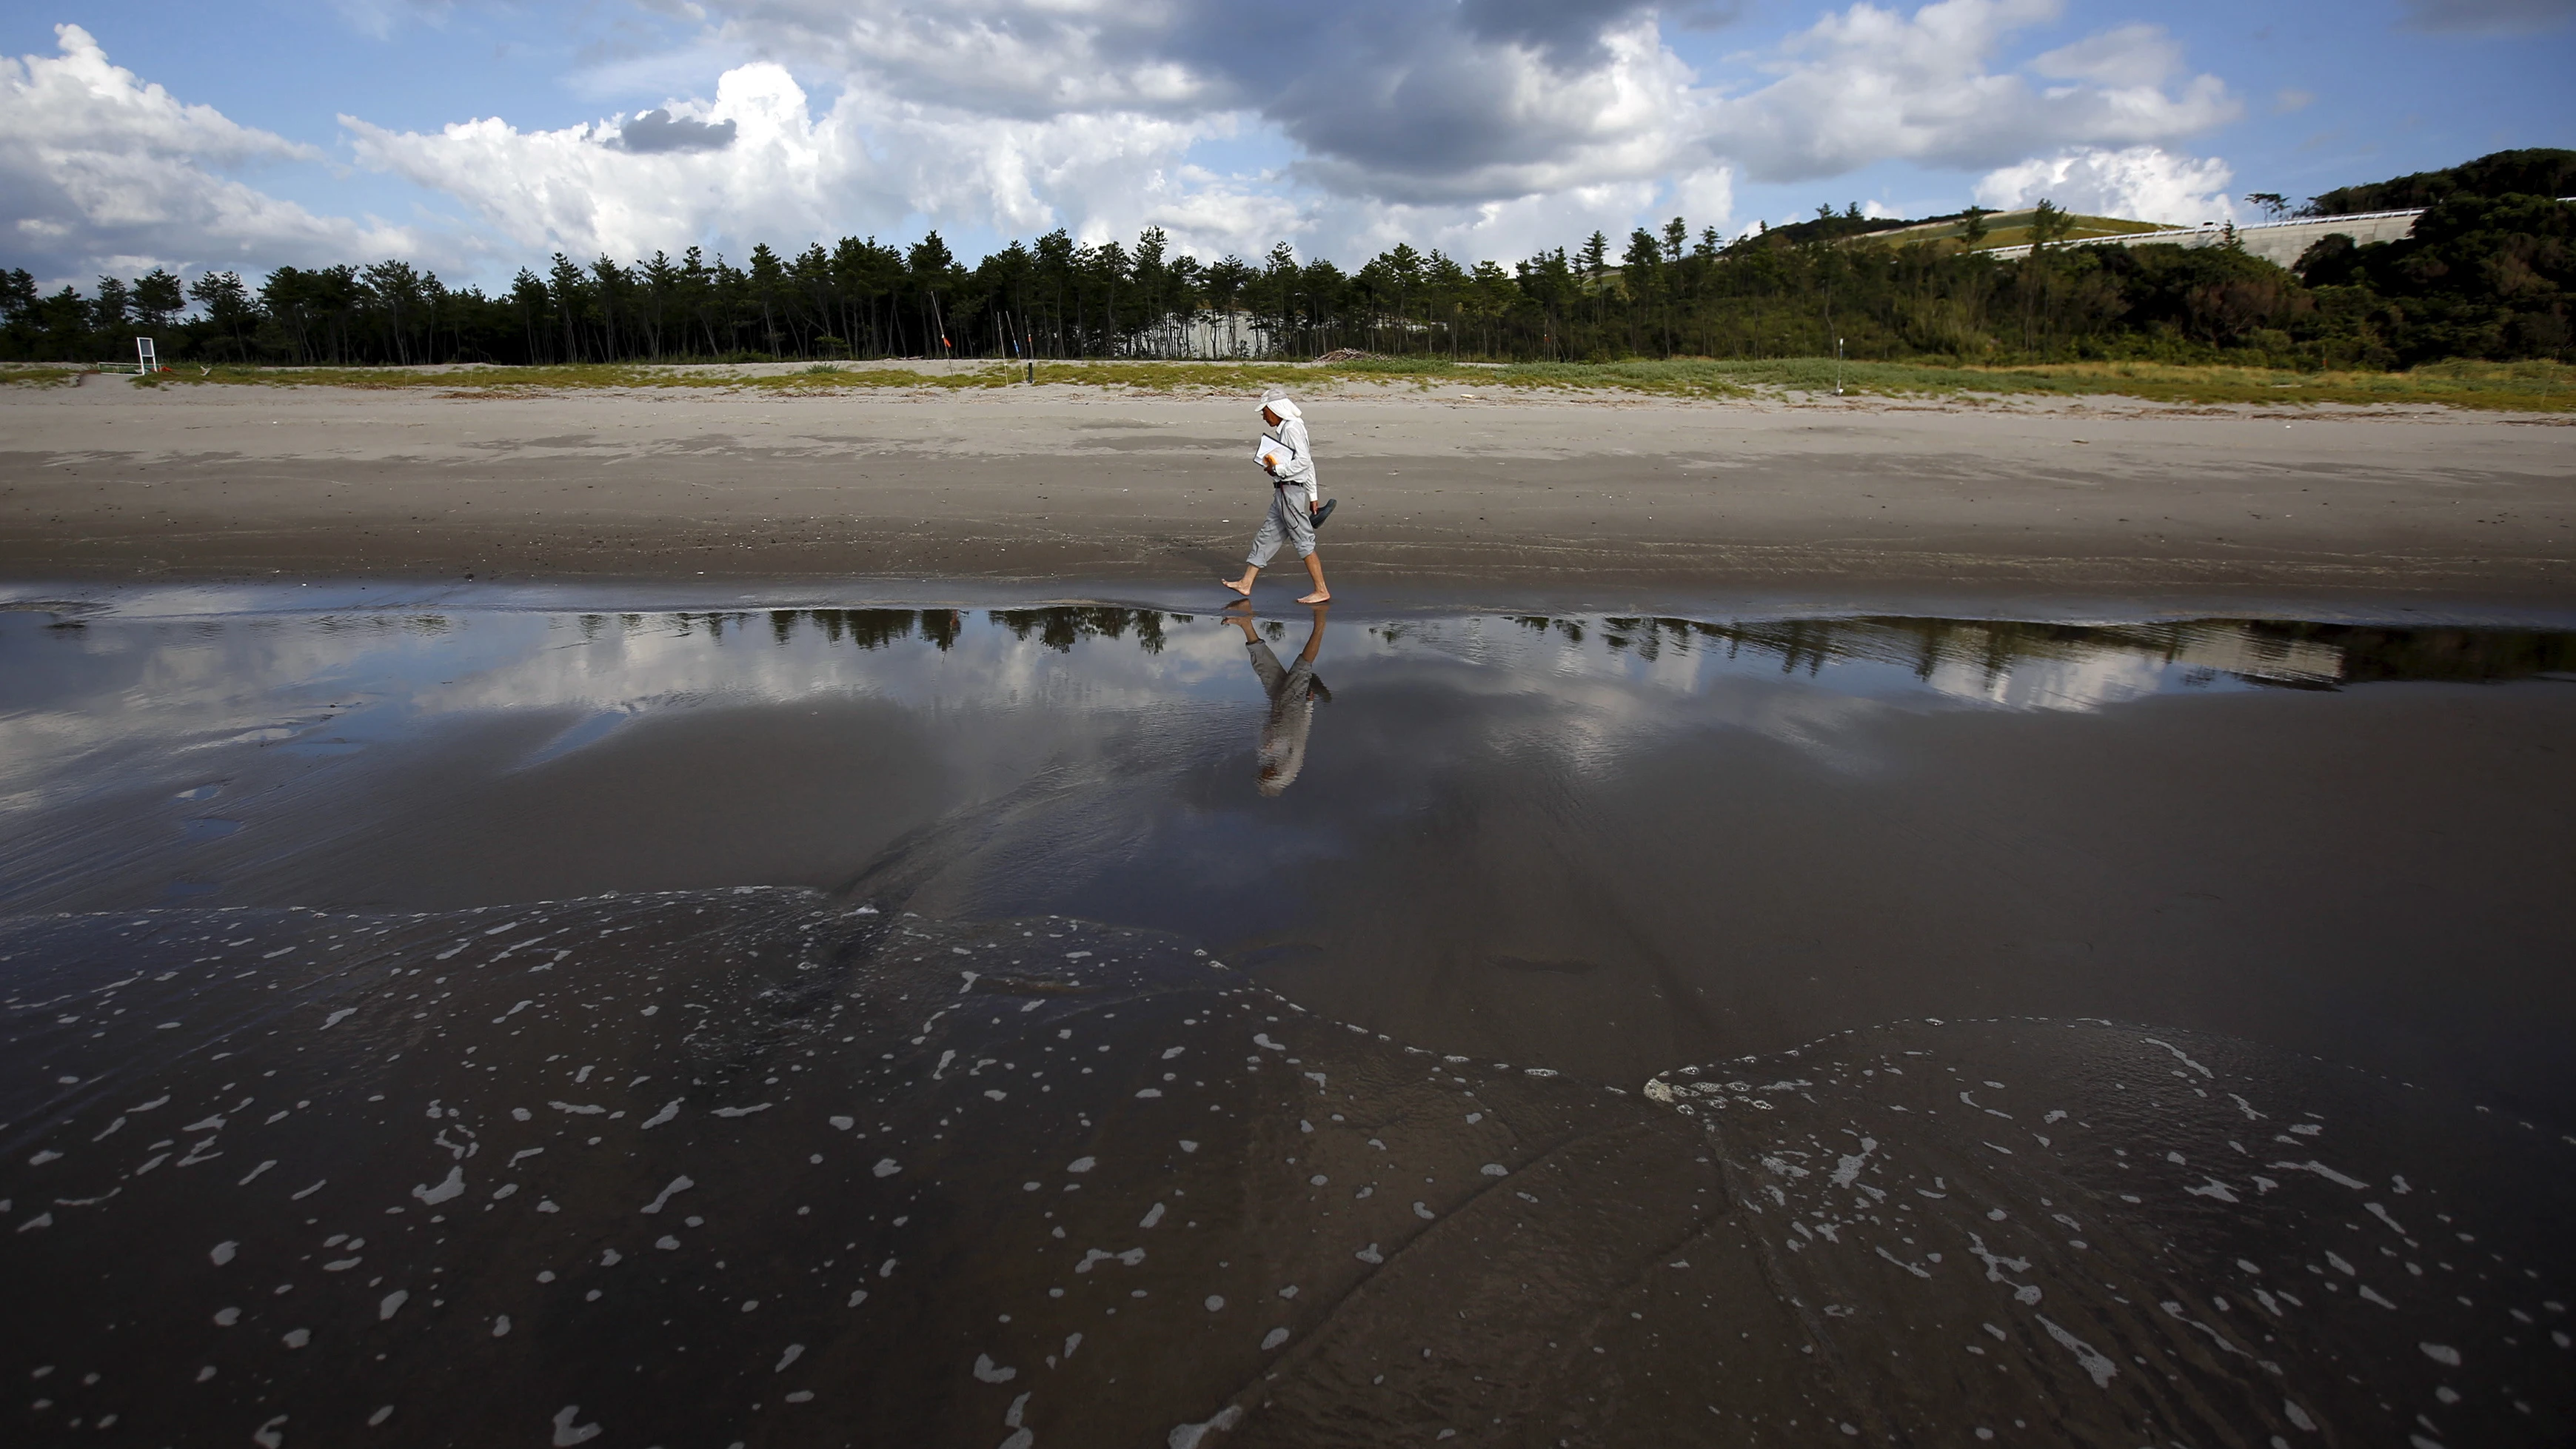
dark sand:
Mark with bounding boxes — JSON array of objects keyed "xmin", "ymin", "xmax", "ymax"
[
  {"xmin": 4, "ymin": 376, "xmax": 2572, "ymax": 608},
  {"xmin": 7, "ymin": 896, "xmax": 2568, "ymax": 1448}
]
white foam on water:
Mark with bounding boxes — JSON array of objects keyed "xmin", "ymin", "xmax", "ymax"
[
  {"xmin": 210, "ymin": 1241, "xmax": 237, "ymax": 1265},
  {"xmin": 2272, "ymin": 1159, "xmax": 2369, "ymax": 1190},
  {"xmin": 2141, "ymin": 1039, "xmax": 2212, "ymax": 1080},
  {"xmin": 411, "ymin": 1168, "xmax": 465, "ymax": 1205},
  {"xmin": 710, "ymin": 1104, "xmax": 771, "ymax": 1118},
  {"xmin": 379, "ymin": 1291, "xmax": 408, "ymax": 1320},
  {"xmin": 1168, "ymin": 1405, "xmax": 1243, "ymax": 1449},
  {"xmin": 973, "ymin": 1354, "xmax": 1017, "ymax": 1383},
  {"xmin": 872, "ymin": 1159, "xmax": 900, "ymax": 1178},
  {"xmin": 550, "ymin": 1405, "xmax": 602, "ymax": 1445},
  {"xmin": 2038, "ymin": 1316, "xmax": 2118, "ymax": 1388},
  {"xmin": 1141, "ymin": 1203, "xmax": 1166, "ymax": 1228},
  {"xmin": 1874, "ymin": 1247, "xmax": 1931, "ymax": 1279},
  {"xmin": 776, "ymin": 1344, "xmax": 804, "ymax": 1371},
  {"xmin": 641, "ymin": 1176, "xmax": 694, "ymax": 1214},
  {"xmin": 1830, "ymin": 1138, "xmax": 1878, "ymax": 1188}
]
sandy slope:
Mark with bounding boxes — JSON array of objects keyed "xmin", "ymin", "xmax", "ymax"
[{"xmin": 4, "ymin": 374, "xmax": 2571, "ymax": 610}]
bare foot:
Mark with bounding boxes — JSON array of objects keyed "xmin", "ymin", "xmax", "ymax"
[
  {"xmin": 1296, "ymin": 591, "xmax": 1331, "ymax": 605},
  {"xmin": 1222, "ymin": 578, "xmax": 1253, "ymax": 598}
]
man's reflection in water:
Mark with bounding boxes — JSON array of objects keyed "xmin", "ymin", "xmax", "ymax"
[{"xmin": 1227, "ymin": 604, "xmax": 1331, "ymax": 797}]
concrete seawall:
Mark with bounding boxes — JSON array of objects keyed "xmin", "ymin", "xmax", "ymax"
[{"xmin": 1984, "ymin": 208, "xmax": 2426, "ymax": 267}]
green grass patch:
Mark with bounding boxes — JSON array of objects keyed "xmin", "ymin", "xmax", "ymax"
[
  {"xmin": 1907, "ymin": 358, "xmax": 2576, "ymax": 412},
  {"xmin": 1, "ymin": 366, "xmax": 87, "ymax": 388},
  {"xmin": 136, "ymin": 356, "xmax": 2575, "ymax": 412}
]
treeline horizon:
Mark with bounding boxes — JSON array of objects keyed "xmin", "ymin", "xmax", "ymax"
[{"xmin": 4, "ymin": 149, "xmax": 2568, "ymax": 372}]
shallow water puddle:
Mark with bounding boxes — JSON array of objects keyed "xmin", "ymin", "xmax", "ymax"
[{"xmin": 2, "ymin": 598, "xmax": 2573, "ymax": 1444}]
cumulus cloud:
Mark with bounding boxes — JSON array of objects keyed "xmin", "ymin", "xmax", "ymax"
[
  {"xmin": 2395, "ymin": 0, "xmax": 2574, "ymax": 33},
  {"xmin": 341, "ymin": 61, "xmax": 1274, "ymax": 264},
  {"xmin": 683, "ymin": 1, "xmax": 1710, "ymax": 210},
  {"xmin": 380, "ymin": 0, "xmax": 2231, "ymax": 264},
  {"xmin": 1975, "ymin": 144, "xmax": 2235, "ymax": 226},
  {"xmin": 1702, "ymin": 0, "xmax": 2235, "ymax": 184},
  {"xmin": 345, "ymin": 64, "xmax": 894, "ymax": 263},
  {"xmin": 8, "ymin": 1, "xmax": 2261, "ymax": 285},
  {"xmin": 0, "ymin": 24, "xmax": 421, "ymax": 283},
  {"xmin": 2029, "ymin": 23, "xmax": 2182, "ymax": 87}
]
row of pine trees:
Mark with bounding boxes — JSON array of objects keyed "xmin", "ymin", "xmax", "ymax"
[{"xmin": 5, "ymin": 187, "xmax": 2569, "ymax": 370}]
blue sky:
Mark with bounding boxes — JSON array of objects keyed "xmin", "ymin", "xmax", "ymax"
[{"xmin": 3, "ymin": 0, "xmax": 2568, "ymax": 290}]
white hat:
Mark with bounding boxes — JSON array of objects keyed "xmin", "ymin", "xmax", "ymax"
[{"xmin": 1259, "ymin": 389, "xmax": 1302, "ymax": 421}]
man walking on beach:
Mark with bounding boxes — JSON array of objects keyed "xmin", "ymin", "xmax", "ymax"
[{"xmin": 1224, "ymin": 388, "xmax": 1332, "ymax": 604}]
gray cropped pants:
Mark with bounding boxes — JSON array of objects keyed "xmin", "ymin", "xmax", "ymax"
[{"xmin": 1246, "ymin": 485, "xmax": 1317, "ymax": 566}]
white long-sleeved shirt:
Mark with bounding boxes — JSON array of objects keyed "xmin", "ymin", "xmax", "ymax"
[{"xmin": 1254, "ymin": 415, "xmax": 1318, "ymax": 506}]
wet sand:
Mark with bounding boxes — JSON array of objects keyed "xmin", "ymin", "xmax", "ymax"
[
  {"xmin": 6, "ymin": 895, "xmax": 2569, "ymax": 1448},
  {"xmin": 4, "ymin": 378, "xmax": 2572, "ymax": 609},
  {"xmin": 6, "ymin": 418, "xmax": 2576, "ymax": 1446}
]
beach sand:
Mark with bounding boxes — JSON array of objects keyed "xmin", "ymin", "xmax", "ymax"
[
  {"xmin": 4, "ymin": 375, "xmax": 2571, "ymax": 609},
  {"xmin": 6, "ymin": 381, "xmax": 2576, "ymax": 1446}
]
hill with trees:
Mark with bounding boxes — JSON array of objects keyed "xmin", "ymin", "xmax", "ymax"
[
  {"xmin": 2, "ymin": 150, "xmax": 2567, "ymax": 372},
  {"xmin": 2304, "ymin": 148, "xmax": 2576, "ymax": 217}
]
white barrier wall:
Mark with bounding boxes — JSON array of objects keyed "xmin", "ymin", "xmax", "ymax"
[{"xmin": 1981, "ymin": 208, "xmax": 2426, "ymax": 267}]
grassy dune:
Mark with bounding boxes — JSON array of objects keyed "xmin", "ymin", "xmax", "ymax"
[
  {"xmin": 0, "ymin": 366, "xmax": 89, "ymax": 387},
  {"xmin": 72, "ymin": 355, "xmax": 2576, "ymax": 412}
]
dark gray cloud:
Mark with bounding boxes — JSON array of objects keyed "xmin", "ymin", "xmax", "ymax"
[
  {"xmin": 1148, "ymin": 0, "xmax": 1693, "ymax": 202},
  {"xmin": 708, "ymin": 0, "xmax": 2224, "ymax": 213},
  {"xmin": 1673, "ymin": 0, "xmax": 1750, "ymax": 31},
  {"xmin": 612, "ymin": 108, "xmax": 737, "ymax": 153},
  {"xmin": 714, "ymin": 0, "xmax": 1690, "ymax": 204},
  {"xmin": 2397, "ymin": 0, "xmax": 2573, "ymax": 29},
  {"xmin": 1453, "ymin": 0, "xmax": 1661, "ymax": 64}
]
